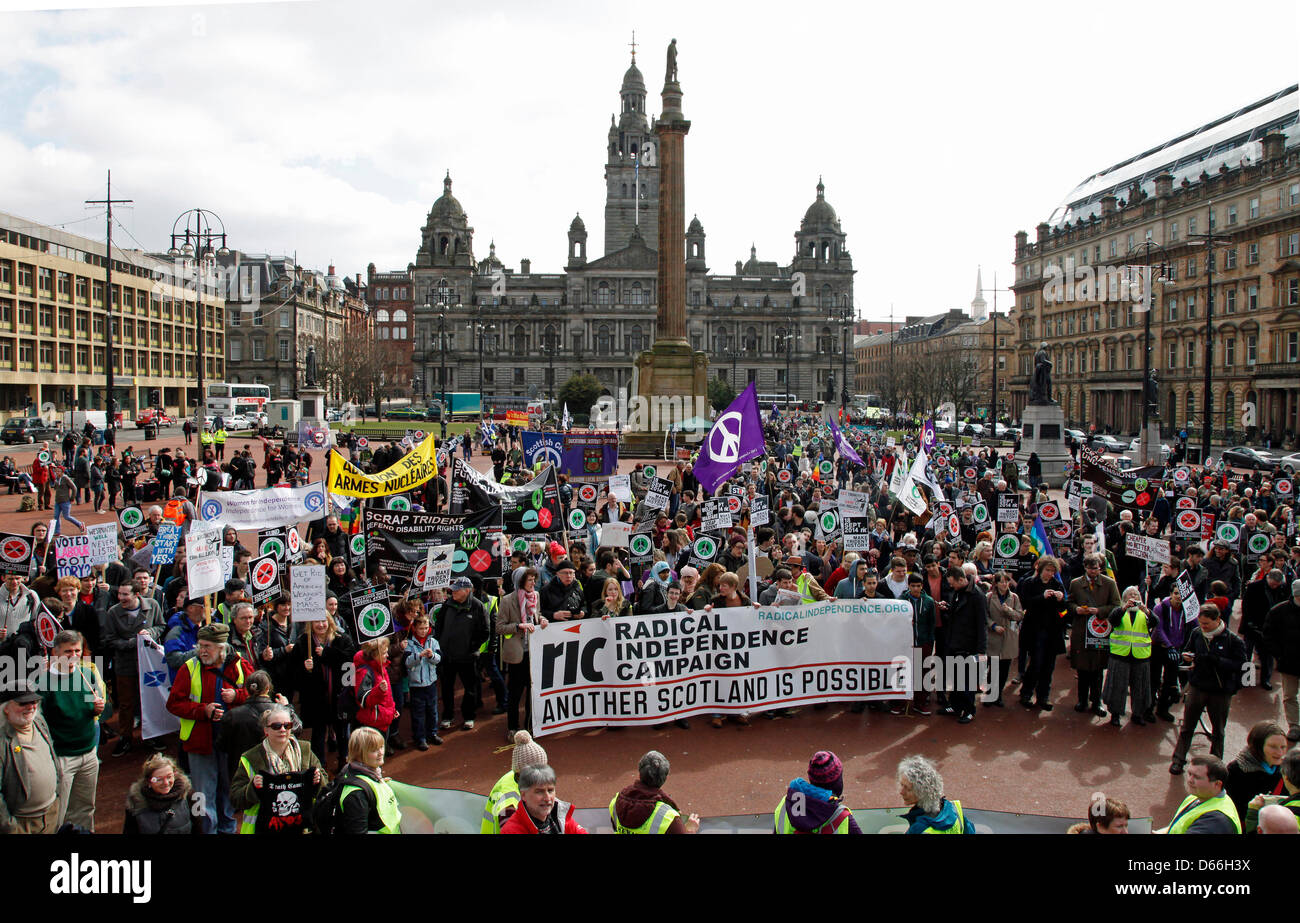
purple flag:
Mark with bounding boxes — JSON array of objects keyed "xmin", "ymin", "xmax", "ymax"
[
  {"xmin": 829, "ymin": 418, "xmax": 864, "ymax": 466},
  {"xmin": 694, "ymin": 382, "xmax": 766, "ymax": 495},
  {"xmin": 922, "ymin": 419, "xmax": 936, "ymax": 454}
]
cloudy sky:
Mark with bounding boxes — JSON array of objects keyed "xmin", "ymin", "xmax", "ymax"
[{"xmin": 2, "ymin": 0, "xmax": 1297, "ymax": 322}]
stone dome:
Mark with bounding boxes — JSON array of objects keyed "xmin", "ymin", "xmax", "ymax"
[
  {"xmin": 621, "ymin": 60, "xmax": 645, "ymax": 94},
  {"xmin": 801, "ymin": 178, "xmax": 839, "ymax": 231},
  {"xmin": 570, "ymin": 213, "xmax": 586, "ymax": 232},
  {"xmin": 688, "ymin": 214, "xmax": 704, "ymax": 234},
  {"xmin": 430, "ymin": 171, "xmax": 465, "ymax": 223}
]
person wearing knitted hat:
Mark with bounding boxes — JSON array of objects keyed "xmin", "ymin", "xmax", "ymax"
[
  {"xmin": 480, "ymin": 730, "xmax": 548, "ymax": 834},
  {"xmin": 165, "ymin": 621, "xmax": 252, "ymax": 834},
  {"xmin": 897, "ymin": 755, "xmax": 973, "ymax": 834},
  {"xmin": 773, "ymin": 750, "xmax": 861, "ymax": 834}
]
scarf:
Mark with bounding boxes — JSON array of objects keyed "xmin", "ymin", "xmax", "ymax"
[
  {"xmin": 517, "ymin": 588, "xmax": 539, "ymax": 625},
  {"xmin": 1199, "ymin": 620, "xmax": 1226, "ymax": 642},
  {"xmin": 263, "ymin": 735, "xmax": 302, "ymax": 774}
]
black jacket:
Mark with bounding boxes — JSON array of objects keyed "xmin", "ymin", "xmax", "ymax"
[
  {"xmin": 1180, "ymin": 626, "xmax": 1247, "ymax": 695},
  {"xmin": 943, "ymin": 584, "xmax": 988, "ymax": 656},
  {"xmin": 433, "ymin": 594, "xmax": 489, "ymax": 661},
  {"xmin": 1264, "ymin": 599, "xmax": 1300, "ymax": 676},
  {"xmin": 1241, "ymin": 578, "xmax": 1288, "ymax": 637},
  {"xmin": 540, "ymin": 576, "xmax": 586, "ymax": 621}
]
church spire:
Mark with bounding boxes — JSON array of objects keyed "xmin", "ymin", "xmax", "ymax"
[{"xmin": 971, "ymin": 266, "xmax": 988, "ymax": 320}]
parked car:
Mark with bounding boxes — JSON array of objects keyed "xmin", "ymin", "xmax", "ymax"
[
  {"xmin": 961, "ymin": 422, "xmax": 985, "ymax": 437},
  {"xmin": 1220, "ymin": 446, "xmax": 1277, "ymax": 470},
  {"xmin": 326, "ymin": 408, "xmax": 344, "ymax": 422},
  {"xmin": 384, "ymin": 407, "xmax": 426, "ymax": 421},
  {"xmin": 1064, "ymin": 428, "xmax": 1087, "ymax": 444},
  {"xmin": 1127, "ymin": 437, "xmax": 1172, "ymax": 460},
  {"xmin": 1094, "ymin": 434, "xmax": 1128, "ymax": 453},
  {"xmin": 1275, "ymin": 452, "xmax": 1300, "ymax": 476},
  {"xmin": 223, "ymin": 414, "xmax": 252, "ymax": 431},
  {"xmin": 2, "ymin": 417, "xmax": 64, "ymax": 445}
]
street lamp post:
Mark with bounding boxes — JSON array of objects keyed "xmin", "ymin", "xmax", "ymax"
[
  {"xmin": 1125, "ymin": 240, "xmax": 1171, "ymax": 463},
  {"xmin": 167, "ymin": 209, "xmax": 230, "ymax": 427},
  {"xmin": 977, "ymin": 274, "xmax": 1014, "ymax": 431},
  {"xmin": 776, "ymin": 329, "xmax": 800, "ymax": 409},
  {"xmin": 828, "ymin": 301, "xmax": 855, "ymax": 414},
  {"xmin": 438, "ymin": 310, "xmax": 448, "ymax": 440},
  {"xmin": 473, "ymin": 318, "xmax": 494, "ymax": 402},
  {"xmin": 1189, "ymin": 216, "xmax": 1232, "ymax": 462}
]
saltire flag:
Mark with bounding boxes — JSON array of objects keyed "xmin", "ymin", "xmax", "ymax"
[
  {"xmin": 138, "ymin": 635, "xmax": 180, "ymax": 739},
  {"xmin": 694, "ymin": 383, "xmax": 766, "ymax": 495},
  {"xmin": 562, "ymin": 404, "xmax": 572, "ymax": 432},
  {"xmin": 1028, "ymin": 514, "xmax": 1056, "ymax": 559},
  {"xmin": 828, "ymin": 418, "xmax": 863, "ymax": 466}
]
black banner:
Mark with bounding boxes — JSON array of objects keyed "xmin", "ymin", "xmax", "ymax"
[
  {"xmin": 254, "ymin": 769, "xmax": 316, "ymax": 835},
  {"xmin": 344, "ymin": 583, "xmax": 394, "ymax": 642},
  {"xmin": 1079, "ymin": 447, "xmax": 1164, "ymax": 515},
  {"xmin": 451, "ymin": 460, "xmax": 562, "ymax": 533},
  {"xmin": 365, "ymin": 506, "xmax": 505, "ymax": 581}
]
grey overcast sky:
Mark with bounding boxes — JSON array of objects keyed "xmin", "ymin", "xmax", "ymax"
[{"xmin": 2, "ymin": 0, "xmax": 1297, "ymax": 322}]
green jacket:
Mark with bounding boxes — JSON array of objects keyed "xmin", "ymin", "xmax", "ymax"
[
  {"xmin": 229, "ymin": 740, "xmax": 328, "ymax": 812},
  {"xmin": 0, "ymin": 714, "xmax": 63, "ymax": 832}
]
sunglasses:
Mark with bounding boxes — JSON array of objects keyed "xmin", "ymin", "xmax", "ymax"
[{"xmin": 266, "ymin": 722, "xmax": 293, "ymax": 731}]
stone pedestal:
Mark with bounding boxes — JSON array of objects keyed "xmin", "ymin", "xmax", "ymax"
[
  {"xmin": 298, "ymin": 387, "xmax": 326, "ymax": 425},
  {"xmin": 623, "ymin": 345, "xmax": 709, "ymax": 458},
  {"xmin": 1133, "ymin": 419, "xmax": 1162, "ymax": 466},
  {"xmin": 1020, "ymin": 403, "xmax": 1070, "ymax": 488}
]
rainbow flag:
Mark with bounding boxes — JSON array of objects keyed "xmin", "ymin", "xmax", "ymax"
[{"xmin": 1028, "ymin": 513, "xmax": 1055, "ymax": 559}]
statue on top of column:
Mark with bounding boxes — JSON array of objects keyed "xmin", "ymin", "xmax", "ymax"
[{"xmin": 665, "ymin": 39, "xmax": 678, "ymax": 83}]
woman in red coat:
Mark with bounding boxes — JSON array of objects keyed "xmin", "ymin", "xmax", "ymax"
[
  {"xmin": 501, "ymin": 764, "xmax": 588, "ymax": 834},
  {"xmin": 352, "ymin": 638, "xmax": 397, "ymax": 741}
]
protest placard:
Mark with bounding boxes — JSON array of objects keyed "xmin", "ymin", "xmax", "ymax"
[
  {"xmin": 289, "ymin": 564, "xmax": 326, "ymax": 622},
  {"xmin": 54, "ymin": 535, "xmax": 93, "ymax": 578},
  {"xmin": 1125, "ymin": 532, "xmax": 1170, "ymax": 565},
  {"xmin": 150, "ymin": 524, "xmax": 182, "ymax": 567}
]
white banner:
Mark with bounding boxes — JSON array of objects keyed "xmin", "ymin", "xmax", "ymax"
[
  {"xmin": 527, "ymin": 599, "xmax": 913, "ymax": 736},
  {"xmin": 608, "ymin": 474, "xmax": 632, "ymax": 502},
  {"xmin": 1125, "ymin": 532, "xmax": 1170, "ymax": 564},
  {"xmin": 290, "ymin": 564, "xmax": 327, "ymax": 622},
  {"xmin": 86, "ymin": 522, "xmax": 118, "ymax": 567},
  {"xmin": 197, "ymin": 481, "xmax": 328, "ymax": 530},
  {"xmin": 138, "ymin": 635, "xmax": 180, "ymax": 740},
  {"xmin": 421, "ymin": 544, "xmax": 454, "ymax": 591},
  {"xmin": 185, "ymin": 524, "xmax": 225, "ymax": 599},
  {"xmin": 836, "ymin": 489, "xmax": 870, "ymax": 517}
]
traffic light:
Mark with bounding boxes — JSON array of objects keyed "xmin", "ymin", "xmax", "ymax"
[{"xmin": 149, "ymin": 389, "xmax": 161, "ymax": 407}]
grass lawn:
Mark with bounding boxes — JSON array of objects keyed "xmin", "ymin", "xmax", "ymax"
[{"xmin": 330, "ymin": 420, "xmax": 480, "ymax": 437}]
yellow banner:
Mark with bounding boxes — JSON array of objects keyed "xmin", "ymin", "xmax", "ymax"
[{"xmin": 327, "ymin": 432, "xmax": 438, "ymax": 498}]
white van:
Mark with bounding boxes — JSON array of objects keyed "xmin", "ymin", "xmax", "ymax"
[{"xmin": 65, "ymin": 410, "xmax": 108, "ymax": 432}]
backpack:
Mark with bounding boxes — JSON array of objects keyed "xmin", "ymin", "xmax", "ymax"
[{"xmin": 309, "ymin": 771, "xmax": 351, "ymax": 835}]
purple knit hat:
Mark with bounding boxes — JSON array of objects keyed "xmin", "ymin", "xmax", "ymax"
[{"xmin": 808, "ymin": 750, "xmax": 843, "ymax": 795}]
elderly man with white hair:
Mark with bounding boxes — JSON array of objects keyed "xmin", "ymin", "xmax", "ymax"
[{"xmin": 166, "ymin": 622, "xmax": 252, "ymax": 834}]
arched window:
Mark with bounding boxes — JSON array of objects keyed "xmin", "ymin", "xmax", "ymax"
[
  {"xmin": 628, "ymin": 325, "xmax": 644, "ymax": 353},
  {"xmin": 621, "ymin": 183, "xmax": 627, "ymax": 197},
  {"xmin": 1224, "ymin": 391, "xmax": 1236, "ymax": 429},
  {"xmin": 375, "ymin": 309, "xmax": 389, "ymax": 323},
  {"xmin": 1166, "ymin": 391, "xmax": 1176, "ymax": 424},
  {"xmin": 436, "ymin": 279, "xmax": 451, "ymax": 302},
  {"xmin": 1185, "ymin": 390, "xmax": 1195, "ymax": 421},
  {"xmin": 629, "ymin": 283, "xmax": 644, "ymax": 305},
  {"xmin": 392, "ymin": 309, "xmax": 407, "ymax": 323},
  {"xmin": 716, "ymin": 326, "xmax": 730, "ymax": 353},
  {"xmin": 807, "ymin": 243, "xmax": 815, "ymax": 257},
  {"xmin": 512, "ymin": 325, "xmax": 527, "ymax": 355},
  {"xmin": 597, "ymin": 283, "xmax": 611, "ymax": 305},
  {"xmin": 439, "ymin": 236, "xmax": 448, "ymax": 256},
  {"xmin": 819, "ymin": 284, "xmax": 833, "ymax": 310},
  {"xmin": 818, "ymin": 326, "xmax": 834, "ymax": 354},
  {"xmin": 597, "ymin": 325, "xmax": 611, "ymax": 355},
  {"xmin": 744, "ymin": 326, "xmax": 758, "ymax": 353}
]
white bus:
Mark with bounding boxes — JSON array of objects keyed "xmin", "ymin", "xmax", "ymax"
[
  {"xmin": 757, "ymin": 392, "xmax": 800, "ymax": 411},
  {"xmin": 206, "ymin": 382, "xmax": 271, "ymax": 422}
]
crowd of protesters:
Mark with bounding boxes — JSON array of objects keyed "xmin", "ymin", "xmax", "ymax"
[{"xmin": 0, "ymin": 408, "xmax": 1297, "ymax": 835}]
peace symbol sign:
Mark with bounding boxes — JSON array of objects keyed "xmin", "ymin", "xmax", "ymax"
[
  {"xmin": 350, "ymin": 534, "xmax": 366, "ymax": 556},
  {"xmin": 359, "ymin": 605, "xmax": 389, "ymax": 637},
  {"xmin": 709, "ymin": 412, "xmax": 745, "ymax": 464},
  {"xmin": 693, "ymin": 536, "xmax": 717, "ymax": 558},
  {"xmin": 630, "ymin": 534, "xmax": 653, "ymax": 556}
]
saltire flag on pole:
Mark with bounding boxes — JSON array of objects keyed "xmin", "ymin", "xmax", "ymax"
[
  {"xmin": 562, "ymin": 404, "xmax": 572, "ymax": 432},
  {"xmin": 1028, "ymin": 514, "xmax": 1056, "ymax": 559},
  {"xmin": 138, "ymin": 635, "xmax": 180, "ymax": 739},
  {"xmin": 828, "ymin": 418, "xmax": 863, "ymax": 466},
  {"xmin": 693, "ymin": 382, "xmax": 766, "ymax": 495}
]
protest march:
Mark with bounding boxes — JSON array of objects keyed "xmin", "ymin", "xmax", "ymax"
[{"xmin": 1, "ymin": 396, "xmax": 1298, "ymax": 849}]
